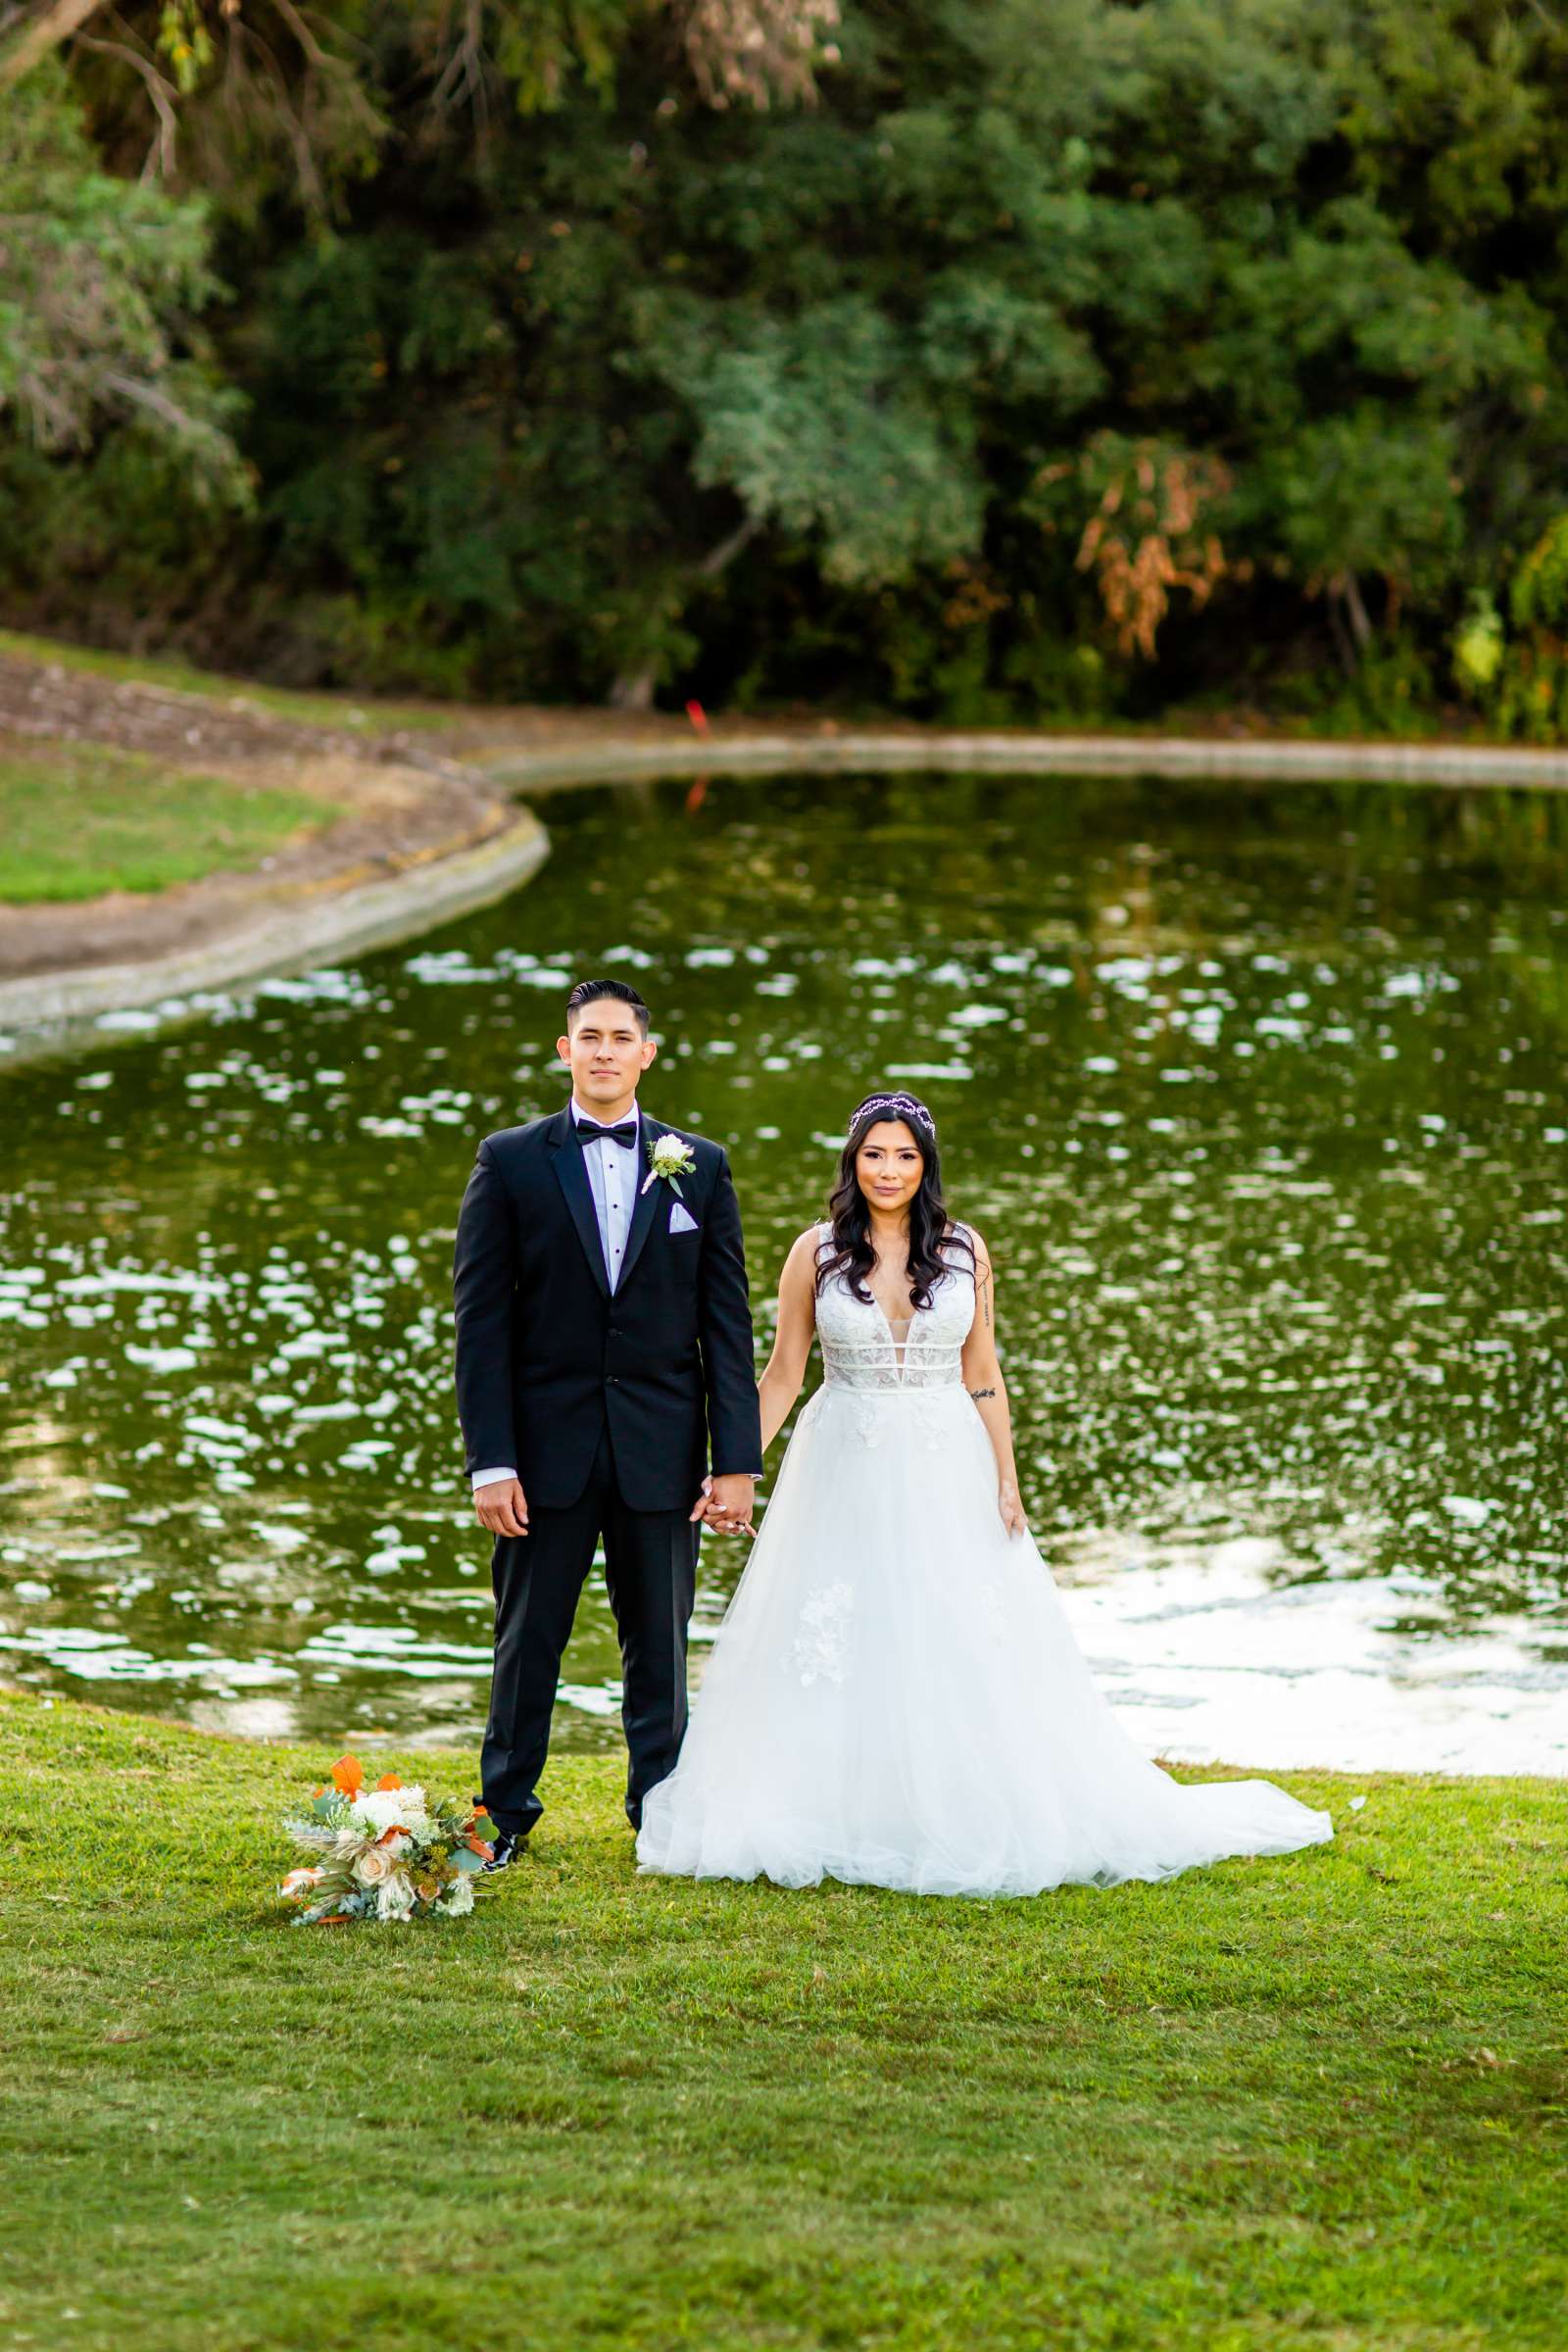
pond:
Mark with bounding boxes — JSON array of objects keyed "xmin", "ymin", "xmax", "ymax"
[{"xmin": 2, "ymin": 766, "xmax": 1566, "ymax": 1776}]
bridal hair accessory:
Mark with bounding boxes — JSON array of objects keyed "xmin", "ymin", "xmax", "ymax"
[
  {"xmin": 277, "ymin": 1753, "xmax": 498, "ymax": 1925},
  {"xmin": 642, "ymin": 1131, "xmax": 697, "ymax": 1198},
  {"xmin": 852, "ymin": 1092, "xmax": 936, "ymax": 1138}
]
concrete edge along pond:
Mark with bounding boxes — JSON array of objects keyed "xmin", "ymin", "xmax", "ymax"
[{"xmin": 6, "ymin": 719, "xmax": 1568, "ymax": 1067}]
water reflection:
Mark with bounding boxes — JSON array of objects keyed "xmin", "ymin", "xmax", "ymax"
[{"xmin": 1, "ymin": 768, "xmax": 1566, "ymax": 1773}]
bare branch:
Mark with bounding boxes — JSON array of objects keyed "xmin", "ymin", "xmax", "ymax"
[
  {"xmin": 0, "ymin": 0, "xmax": 107, "ymax": 91},
  {"xmin": 269, "ymin": 0, "xmax": 331, "ymax": 72},
  {"xmin": 103, "ymin": 368, "xmax": 208, "ymax": 437},
  {"xmin": 75, "ymin": 29, "xmax": 179, "ymax": 177},
  {"xmin": 227, "ymin": 14, "xmax": 325, "ymax": 215},
  {"xmin": 428, "ymin": 0, "xmax": 486, "ymax": 123},
  {"xmin": 699, "ymin": 513, "xmax": 762, "ymax": 576}
]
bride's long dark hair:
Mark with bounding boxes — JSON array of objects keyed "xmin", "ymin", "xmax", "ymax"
[{"xmin": 814, "ymin": 1091, "xmax": 976, "ymax": 1308}]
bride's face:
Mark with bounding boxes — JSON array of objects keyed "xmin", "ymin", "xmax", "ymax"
[{"xmin": 855, "ymin": 1119, "xmax": 925, "ymax": 1215}]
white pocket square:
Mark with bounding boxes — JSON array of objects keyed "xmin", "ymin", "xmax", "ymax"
[{"xmin": 668, "ymin": 1201, "xmax": 700, "ymax": 1236}]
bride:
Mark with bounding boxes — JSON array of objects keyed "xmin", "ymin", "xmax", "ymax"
[{"xmin": 636, "ymin": 1090, "xmax": 1334, "ymax": 1897}]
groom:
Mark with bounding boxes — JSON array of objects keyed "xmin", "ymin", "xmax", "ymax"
[{"xmin": 452, "ymin": 977, "xmax": 762, "ymax": 1866}]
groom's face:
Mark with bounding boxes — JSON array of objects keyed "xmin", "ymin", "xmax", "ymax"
[{"xmin": 559, "ymin": 1000, "xmax": 657, "ymax": 1112}]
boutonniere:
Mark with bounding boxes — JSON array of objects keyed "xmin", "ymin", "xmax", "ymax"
[{"xmin": 641, "ymin": 1132, "xmax": 697, "ymax": 1199}]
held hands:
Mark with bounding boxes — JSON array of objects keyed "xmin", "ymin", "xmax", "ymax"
[
  {"xmin": 474, "ymin": 1476, "xmax": 529, "ymax": 1539},
  {"xmin": 473, "ymin": 1471, "xmax": 754, "ymax": 1541},
  {"xmin": 998, "ymin": 1479, "xmax": 1029, "ymax": 1540},
  {"xmin": 690, "ymin": 1472, "xmax": 757, "ymax": 1538}
]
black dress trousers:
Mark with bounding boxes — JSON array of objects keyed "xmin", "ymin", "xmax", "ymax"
[{"xmin": 480, "ymin": 1415, "xmax": 701, "ymax": 1836}]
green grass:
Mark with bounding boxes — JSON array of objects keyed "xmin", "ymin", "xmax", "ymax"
[
  {"xmin": 0, "ymin": 628, "xmax": 457, "ymax": 734},
  {"xmin": 1, "ymin": 1692, "xmax": 1562, "ymax": 2352},
  {"xmin": 0, "ymin": 744, "xmax": 353, "ymax": 902}
]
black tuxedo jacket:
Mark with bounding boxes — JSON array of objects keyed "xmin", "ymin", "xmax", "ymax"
[{"xmin": 452, "ymin": 1102, "xmax": 764, "ymax": 1512}]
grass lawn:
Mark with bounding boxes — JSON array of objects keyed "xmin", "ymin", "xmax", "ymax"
[
  {"xmin": 1, "ymin": 1691, "xmax": 1562, "ymax": 2351},
  {"xmin": 0, "ymin": 629, "xmax": 457, "ymax": 735},
  {"xmin": 0, "ymin": 745, "xmax": 353, "ymax": 903}
]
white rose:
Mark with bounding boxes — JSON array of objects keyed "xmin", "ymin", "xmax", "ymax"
[
  {"xmin": 353, "ymin": 1788, "xmax": 428, "ymax": 1837},
  {"xmin": 355, "ymin": 1845, "xmax": 392, "ymax": 1886},
  {"xmin": 642, "ymin": 1134, "xmax": 698, "ymax": 1196}
]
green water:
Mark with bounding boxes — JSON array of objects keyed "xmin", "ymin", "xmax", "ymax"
[{"xmin": 2, "ymin": 768, "xmax": 1565, "ymax": 1771}]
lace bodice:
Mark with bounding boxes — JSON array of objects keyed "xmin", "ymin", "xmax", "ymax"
[{"xmin": 812, "ymin": 1222, "xmax": 975, "ymax": 1393}]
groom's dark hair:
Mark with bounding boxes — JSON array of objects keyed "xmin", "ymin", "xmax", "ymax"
[{"xmin": 565, "ymin": 977, "xmax": 650, "ymax": 1037}]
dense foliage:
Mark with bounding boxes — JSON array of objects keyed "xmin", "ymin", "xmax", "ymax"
[{"xmin": 6, "ymin": 0, "xmax": 1568, "ymax": 725}]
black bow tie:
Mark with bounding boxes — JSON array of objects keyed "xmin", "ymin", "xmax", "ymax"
[{"xmin": 577, "ymin": 1117, "xmax": 637, "ymax": 1149}]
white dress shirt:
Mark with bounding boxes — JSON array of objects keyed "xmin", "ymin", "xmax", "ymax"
[{"xmin": 469, "ymin": 1096, "xmax": 642, "ymax": 1493}]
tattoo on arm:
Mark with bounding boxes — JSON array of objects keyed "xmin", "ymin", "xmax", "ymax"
[{"xmin": 969, "ymin": 1385, "xmax": 996, "ymax": 1400}]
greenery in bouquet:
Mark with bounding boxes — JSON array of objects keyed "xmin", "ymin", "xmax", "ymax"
[{"xmin": 278, "ymin": 1753, "xmax": 496, "ymax": 1925}]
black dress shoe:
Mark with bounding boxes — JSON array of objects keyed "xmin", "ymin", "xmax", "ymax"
[{"xmin": 483, "ymin": 1828, "xmax": 527, "ymax": 1873}]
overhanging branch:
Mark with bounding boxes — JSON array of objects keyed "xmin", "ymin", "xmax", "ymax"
[{"xmin": 0, "ymin": 0, "xmax": 107, "ymax": 90}]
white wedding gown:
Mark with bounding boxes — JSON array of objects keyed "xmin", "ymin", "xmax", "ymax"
[{"xmin": 636, "ymin": 1224, "xmax": 1334, "ymax": 1897}]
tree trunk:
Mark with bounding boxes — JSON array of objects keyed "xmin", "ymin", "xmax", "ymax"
[
  {"xmin": 1343, "ymin": 568, "xmax": 1374, "ymax": 652},
  {"xmin": 608, "ymin": 513, "xmax": 762, "ymax": 708},
  {"xmin": 1326, "ymin": 570, "xmax": 1374, "ymax": 674},
  {"xmin": 697, "ymin": 513, "xmax": 761, "ymax": 578}
]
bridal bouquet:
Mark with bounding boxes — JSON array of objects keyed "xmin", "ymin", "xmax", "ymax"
[{"xmin": 278, "ymin": 1753, "xmax": 497, "ymax": 1925}]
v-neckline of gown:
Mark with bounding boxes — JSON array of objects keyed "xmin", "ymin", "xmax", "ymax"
[
  {"xmin": 817, "ymin": 1226, "xmax": 916, "ymax": 1381},
  {"xmin": 870, "ymin": 1293, "xmax": 915, "ymax": 1381}
]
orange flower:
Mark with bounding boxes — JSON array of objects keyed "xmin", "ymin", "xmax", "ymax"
[
  {"xmin": 466, "ymin": 1834, "xmax": 494, "ymax": 1858},
  {"xmin": 375, "ymin": 1825, "xmax": 410, "ymax": 1845},
  {"xmin": 330, "ymin": 1754, "xmax": 365, "ymax": 1796},
  {"xmin": 375, "ymin": 1773, "xmax": 404, "ymax": 1791}
]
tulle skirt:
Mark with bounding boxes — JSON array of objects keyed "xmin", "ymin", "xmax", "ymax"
[{"xmin": 636, "ymin": 1381, "xmax": 1334, "ymax": 1898}]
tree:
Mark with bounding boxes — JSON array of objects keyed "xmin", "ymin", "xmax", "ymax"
[
  {"xmin": 8, "ymin": 0, "xmax": 1568, "ymax": 723},
  {"xmin": 0, "ymin": 61, "xmax": 247, "ymax": 498},
  {"xmin": 0, "ymin": 2, "xmax": 842, "ymax": 219}
]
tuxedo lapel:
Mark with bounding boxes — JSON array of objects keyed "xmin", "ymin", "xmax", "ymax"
[
  {"xmin": 615, "ymin": 1111, "xmax": 668, "ymax": 1294},
  {"xmin": 545, "ymin": 1105, "xmax": 611, "ymax": 1298}
]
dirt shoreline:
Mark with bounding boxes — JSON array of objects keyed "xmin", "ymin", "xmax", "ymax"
[{"xmin": 0, "ymin": 647, "xmax": 578, "ymax": 986}]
